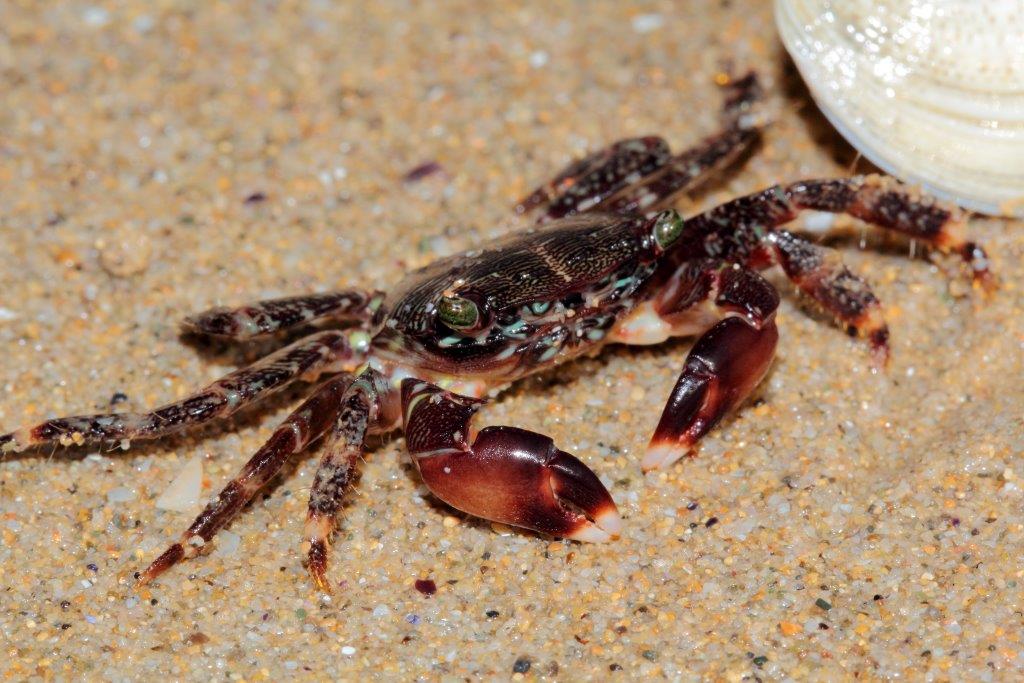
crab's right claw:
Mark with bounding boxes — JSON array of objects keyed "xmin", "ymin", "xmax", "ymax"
[
  {"xmin": 644, "ymin": 316, "xmax": 778, "ymax": 472},
  {"xmin": 416, "ymin": 425, "xmax": 622, "ymax": 543}
]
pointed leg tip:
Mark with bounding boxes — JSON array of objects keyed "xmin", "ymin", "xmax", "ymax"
[
  {"xmin": 566, "ymin": 523, "xmax": 613, "ymax": 543},
  {"xmin": 868, "ymin": 328, "xmax": 891, "ymax": 370},
  {"xmin": 305, "ymin": 537, "xmax": 333, "ymax": 594},
  {"xmin": 975, "ymin": 270, "xmax": 998, "ymax": 296},
  {"xmin": 310, "ymin": 570, "xmax": 334, "ymax": 595},
  {"xmin": 137, "ymin": 543, "xmax": 185, "ymax": 586}
]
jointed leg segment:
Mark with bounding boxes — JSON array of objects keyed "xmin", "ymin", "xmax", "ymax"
[
  {"xmin": 139, "ymin": 373, "xmax": 355, "ymax": 584},
  {"xmin": 184, "ymin": 290, "xmax": 384, "ymax": 340},
  {"xmin": 518, "ymin": 71, "xmax": 764, "ymax": 222},
  {"xmin": 303, "ymin": 368, "xmax": 391, "ymax": 592},
  {"xmin": 1, "ymin": 330, "xmax": 360, "ymax": 454},
  {"xmin": 673, "ymin": 175, "xmax": 993, "ymax": 358}
]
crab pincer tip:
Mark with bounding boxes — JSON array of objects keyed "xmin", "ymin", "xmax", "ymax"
[{"xmin": 641, "ymin": 441, "xmax": 692, "ymax": 473}]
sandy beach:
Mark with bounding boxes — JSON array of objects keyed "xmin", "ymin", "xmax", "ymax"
[{"xmin": 2, "ymin": 2, "xmax": 1022, "ymax": 680}]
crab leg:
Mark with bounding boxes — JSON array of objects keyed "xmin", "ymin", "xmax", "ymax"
[
  {"xmin": 184, "ymin": 290, "xmax": 383, "ymax": 340},
  {"xmin": 517, "ymin": 136, "xmax": 672, "ymax": 220},
  {"xmin": 519, "ymin": 72, "xmax": 763, "ymax": 222},
  {"xmin": 303, "ymin": 368, "xmax": 391, "ymax": 593},
  {"xmin": 687, "ymin": 175, "xmax": 993, "ymax": 285},
  {"xmin": 401, "ymin": 379, "xmax": 622, "ymax": 544},
  {"xmin": 0, "ymin": 330, "xmax": 360, "ymax": 454},
  {"xmin": 601, "ymin": 126, "xmax": 759, "ymax": 216},
  {"xmin": 785, "ymin": 177, "xmax": 991, "ymax": 281},
  {"xmin": 138, "ymin": 373, "xmax": 354, "ymax": 584},
  {"xmin": 608, "ymin": 260, "xmax": 780, "ymax": 471},
  {"xmin": 674, "ymin": 175, "xmax": 994, "ymax": 360},
  {"xmin": 765, "ymin": 229, "xmax": 890, "ymax": 361}
]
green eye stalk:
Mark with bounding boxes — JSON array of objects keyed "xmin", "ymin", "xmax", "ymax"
[
  {"xmin": 437, "ymin": 295, "xmax": 480, "ymax": 330},
  {"xmin": 653, "ymin": 210, "xmax": 684, "ymax": 250}
]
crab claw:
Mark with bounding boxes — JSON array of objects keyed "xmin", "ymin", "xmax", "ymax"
[
  {"xmin": 643, "ymin": 316, "xmax": 778, "ymax": 471},
  {"xmin": 416, "ymin": 425, "xmax": 621, "ymax": 542}
]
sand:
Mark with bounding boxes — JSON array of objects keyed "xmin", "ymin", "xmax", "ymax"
[{"xmin": 1, "ymin": 1, "xmax": 1022, "ymax": 680}]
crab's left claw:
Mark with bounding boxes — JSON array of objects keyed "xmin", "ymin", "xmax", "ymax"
[
  {"xmin": 643, "ymin": 316, "xmax": 778, "ymax": 472},
  {"xmin": 403, "ymin": 380, "xmax": 621, "ymax": 542}
]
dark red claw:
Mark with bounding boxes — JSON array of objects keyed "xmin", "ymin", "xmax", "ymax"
[
  {"xmin": 416, "ymin": 426, "xmax": 621, "ymax": 542},
  {"xmin": 645, "ymin": 317, "xmax": 778, "ymax": 471},
  {"xmin": 403, "ymin": 379, "xmax": 621, "ymax": 542}
]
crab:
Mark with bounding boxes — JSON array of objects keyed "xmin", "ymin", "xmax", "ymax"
[{"xmin": 1, "ymin": 73, "xmax": 993, "ymax": 593}]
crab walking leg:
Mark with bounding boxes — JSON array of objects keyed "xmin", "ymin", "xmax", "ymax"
[
  {"xmin": 601, "ymin": 126, "xmax": 759, "ymax": 216},
  {"xmin": 183, "ymin": 289, "xmax": 384, "ymax": 340},
  {"xmin": 303, "ymin": 368, "xmax": 390, "ymax": 593},
  {"xmin": 606, "ymin": 71, "xmax": 763, "ymax": 216},
  {"xmin": 765, "ymin": 230, "xmax": 890, "ymax": 362},
  {"xmin": 0, "ymin": 330, "xmax": 359, "ymax": 454},
  {"xmin": 683, "ymin": 175, "xmax": 993, "ymax": 285},
  {"xmin": 784, "ymin": 177, "xmax": 992, "ymax": 287},
  {"xmin": 608, "ymin": 261, "xmax": 780, "ymax": 471},
  {"xmin": 675, "ymin": 175, "xmax": 995, "ymax": 358},
  {"xmin": 518, "ymin": 136, "xmax": 672, "ymax": 220},
  {"xmin": 518, "ymin": 71, "xmax": 763, "ymax": 222},
  {"xmin": 401, "ymin": 379, "xmax": 622, "ymax": 543},
  {"xmin": 138, "ymin": 373, "xmax": 354, "ymax": 584}
]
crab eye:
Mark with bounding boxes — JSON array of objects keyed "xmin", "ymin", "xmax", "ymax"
[
  {"xmin": 652, "ymin": 210, "xmax": 684, "ymax": 249},
  {"xmin": 437, "ymin": 295, "xmax": 480, "ymax": 330}
]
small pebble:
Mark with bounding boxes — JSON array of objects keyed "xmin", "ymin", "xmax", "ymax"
[
  {"xmin": 97, "ymin": 230, "xmax": 151, "ymax": 278},
  {"xmin": 213, "ymin": 530, "xmax": 241, "ymax": 557},
  {"xmin": 414, "ymin": 579, "xmax": 437, "ymax": 596},
  {"xmin": 341, "ymin": 646, "xmax": 356, "ymax": 656},
  {"xmin": 106, "ymin": 487, "xmax": 136, "ymax": 503},
  {"xmin": 82, "ymin": 6, "xmax": 110, "ymax": 27},
  {"xmin": 631, "ymin": 13, "xmax": 664, "ymax": 33},
  {"xmin": 512, "ymin": 657, "xmax": 531, "ymax": 674},
  {"xmin": 155, "ymin": 456, "xmax": 204, "ymax": 512},
  {"xmin": 402, "ymin": 161, "xmax": 444, "ymax": 184}
]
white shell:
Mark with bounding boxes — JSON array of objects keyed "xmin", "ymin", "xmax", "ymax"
[{"xmin": 776, "ymin": 0, "xmax": 1024, "ymax": 216}]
